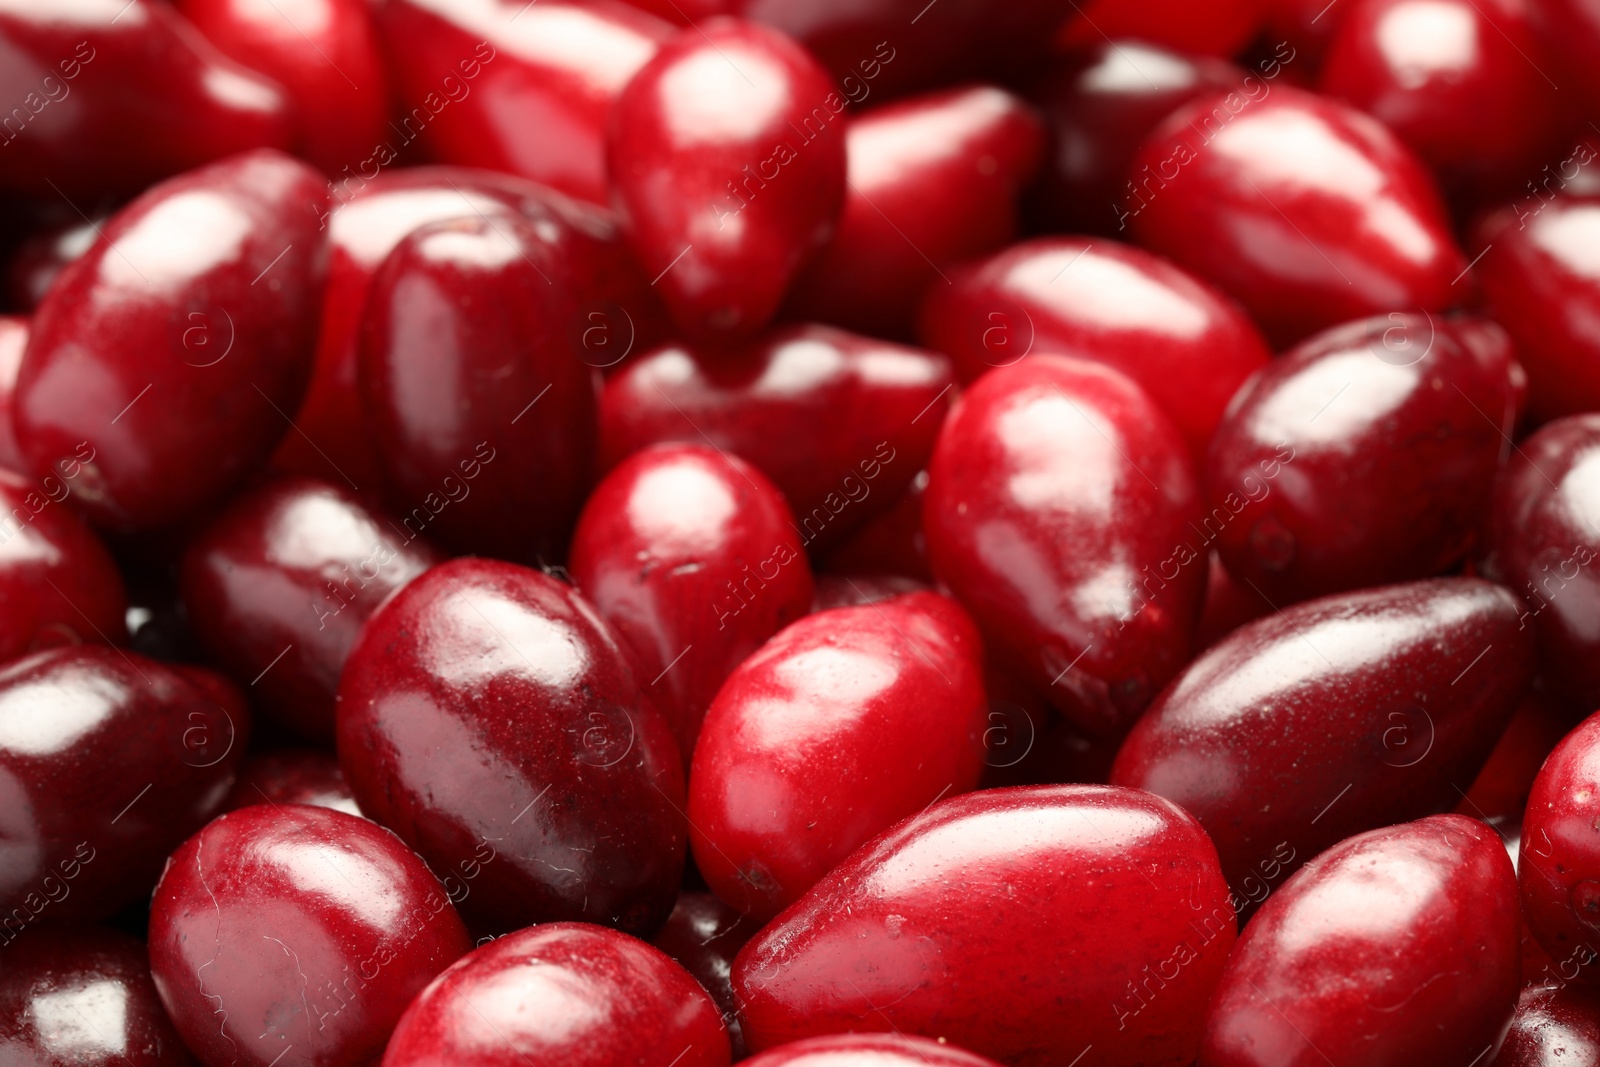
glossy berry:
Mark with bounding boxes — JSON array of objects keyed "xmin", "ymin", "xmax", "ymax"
[
  {"xmin": 785, "ymin": 84, "xmax": 1045, "ymax": 338},
  {"xmin": 1525, "ymin": 0, "xmax": 1600, "ymax": 116},
  {"xmin": 607, "ymin": 18, "xmax": 846, "ymax": 338},
  {"xmin": 384, "ymin": 922, "xmax": 729, "ymax": 1067},
  {"xmin": 0, "ymin": 467, "xmax": 128, "ymax": 662},
  {"xmin": 916, "ymin": 237, "xmax": 1270, "ymax": 459},
  {"xmin": 652, "ymin": 892, "xmax": 757, "ymax": 1059},
  {"xmin": 178, "ymin": 0, "xmax": 390, "ymax": 176},
  {"xmin": 149, "ymin": 803, "xmax": 472, "ymax": 1067},
  {"xmin": 1495, "ymin": 982, "xmax": 1600, "ymax": 1066},
  {"xmin": 1518, "ymin": 711, "xmax": 1600, "ymax": 962},
  {"xmin": 0, "ymin": 3, "xmax": 292, "ymax": 198},
  {"xmin": 359, "ymin": 213, "xmax": 594, "ymax": 563},
  {"xmin": 1481, "ymin": 414, "xmax": 1600, "ymax": 713},
  {"xmin": 1206, "ymin": 312, "xmax": 1517, "ymax": 604},
  {"xmin": 221, "ymin": 749, "xmax": 362, "ymax": 818},
  {"xmin": 336, "ymin": 558, "xmax": 686, "ymax": 936},
  {"xmin": 1475, "ymin": 199, "xmax": 1600, "ymax": 423},
  {"xmin": 0, "ymin": 646, "xmax": 244, "ymax": 927},
  {"xmin": 181, "ymin": 476, "xmax": 440, "ymax": 741},
  {"xmin": 1112, "ymin": 578, "xmax": 1535, "ymax": 892},
  {"xmin": 1199, "ymin": 815, "xmax": 1520, "ymax": 1067},
  {"xmin": 570, "ymin": 444, "xmax": 812, "ymax": 760},
  {"xmin": 1318, "ymin": 0, "xmax": 1563, "ymax": 200},
  {"xmin": 600, "ymin": 325, "xmax": 954, "ymax": 554},
  {"xmin": 16, "ymin": 150, "xmax": 329, "ymax": 531},
  {"xmin": 924, "ymin": 354, "xmax": 1204, "ymax": 739},
  {"xmin": 1127, "ymin": 84, "xmax": 1467, "ymax": 346},
  {"xmin": 689, "ymin": 592, "xmax": 987, "ymax": 920},
  {"xmin": 0, "ymin": 925, "xmax": 195, "ymax": 1067},
  {"xmin": 734, "ymin": 784, "xmax": 1236, "ymax": 1067},
  {"xmin": 376, "ymin": 0, "xmax": 674, "ymax": 206}
]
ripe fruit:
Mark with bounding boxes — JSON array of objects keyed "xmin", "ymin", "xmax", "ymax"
[
  {"xmin": 1206, "ymin": 312, "xmax": 1517, "ymax": 603},
  {"xmin": 689, "ymin": 592, "xmax": 987, "ymax": 919},
  {"xmin": 376, "ymin": 0, "xmax": 674, "ymax": 205},
  {"xmin": 222, "ymin": 749, "xmax": 362, "ymax": 817},
  {"xmin": 785, "ymin": 84, "xmax": 1045, "ymax": 337},
  {"xmin": 180, "ymin": 476, "xmax": 440, "ymax": 741},
  {"xmin": 924, "ymin": 354, "xmax": 1204, "ymax": 738},
  {"xmin": 1475, "ymin": 199, "xmax": 1600, "ymax": 423},
  {"xmin": 0, "ymin": 3, "xmax": 291, "ymax": 197},
  {"xmin": 149, "ymin": 804, "xmax": 472, "ymax": 1067},
  {"xmin": 0, "ymin": 647, "xmax": 244, "ymax": 925},
  {"xmin": 1480, "ymin": 414, "xmax": 1600, "ymax": 713},
  {"xmin": 0, "ymin": 925, "xmax": 195, "ymax": 1067},
  {"xmin": 336, "ymin": 558, "xmax": 686, "ymax": 936},
  {"xmin": 653, "ymin": 892, "xmax": 757, "ymax": 1058},
  {"xmin": 1127, "ymin": 85, "xmax": 1466, "ymax": 346},
  {"xmin": 1199, "ymin": 815, "xmax": 1520, "ymax": 1067},
  {"xmin": 1319, "ymin": 0, "xmax": 1562, "ymax": 200},
  {"xmin": 916, "ymin": 237, "xmax": 1270, "ymax": 459},
  {"xmin": 607, "ymin": 19, "xmax": 846, "ymax": 337},
  {"xmin": 16, "ymin": 150, "xmax": 328, "ymax": 530},
  {"xmin": 179, "ymin": 0, "xmax": 390, "ymax": 176},
  {"xmin": 734, "ymin": 784, "xmax": 1236, "ymax": 1067},
  {"xmin": 1112, "ymin": 578, "xmax": 1535, "ymax": 892},
  {"xmin": 570, "ymin": 444, "xmax": 813, "ymax": 760},
  {"xmin": 383, "ymin": 923, "xmax": 730, "ymax": 1067},
  {"xmin": 744, "ymin": 1035, "xmax": 1005, "ymax": 1067},
  {"xmin": 359, "ymin": 213, "xmax": 594, "ymax": 563},
  {"xmin": 0, "ymin": 467, "xmax": 128, "ymax": 662},
  {"xmin": 1519, "ymin": 710, "xmax": 1600, "ymax": 962}
]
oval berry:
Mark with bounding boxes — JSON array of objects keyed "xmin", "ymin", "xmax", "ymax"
[
  {"xmin": 360, "ymin": 213, "xmax": 594, "ymax": 563},
  {"xmin": 383, "ymin": 922, "xmax": 729, "ymax": 1067},
  {"xmin": 607, "ymin": 18, "xmax": 846, "ymax": 337},
  {"xmin": 336, "ymin": 558, "xmax": 686, "ymax": 936},
  {"xmin": 149, "ymin": 804, "xmax": 471, "ymax": 1067},
  {"xmin": 924, "ymin": 354, "xmax": 1204, "ymax": 738},
  {"xmin": 744, "ymin": 1035, "xmax": 1004, "ymax": 1067},
  {"xmin": 16, "ymin": 150, "xmax": 328, "ymax": 530},
  {"xmin": 1206, "ymin": 312, "xmax": 1516, "ymax": 603},
  {"xmin": 600, "ymin": 325, "xmax": 954, "ymax": 554},
  {"xmin": 689, "ymin": 591, "xmax": 987, "ymax": 920},
  {"xmin": 1495, "ymin": 982, "xmax": 1600, "ymax": 1066},
  {"xmin": 1518, "ymin": 710, "xmax": 1600, "ymax": 962},
  {"xmin": 1112, "ymin": 578, "xmax": 1535, "ymax": 892},
  {"xmin": 0, "ymin": 925, "xmax": 194, "ymax": 1067},
  {"xmin": 1480, "ymin": 414, "xmax": 1600, "ymax": 713},
  {"xmin": 653, "ymin": 892, "xmax": 758, "ymax": 1058},
  {"xmin": 222, "ymin": 749, "xmax": 362, "ymax": 817},
  {"xmin": 376, "ymin": 0, "xmax": 674, "ymax": 206},
  {"xmin": 733, "ymin": 784, "xmax": 1236, "ymax": 1067},
  {"xmin": 1127, "ymin": 84, "xmax": 1466, "ymax": 346},
  {"xmin": 786, "ymin": 84, "xmax": 1045, "ymax": 337},
  {"xmin": 181, "ymin": 476, "xmax": 439, "ymax": 741},
  {"xmin": 570, "ymin": 444, "xmax": 812, "ymax": 760},
  {"xmin": 1199, "ymin": 815, "xmax": 1519, "ymax": 1067},
  {"xmin": 0, "ymin": 646, "xmax": 244, "ymax": 925}
]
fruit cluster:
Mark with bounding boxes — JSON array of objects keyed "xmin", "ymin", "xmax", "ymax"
[{"xmin": 0, "ymin": 1, "xmax": 1597, "ymax": 1066}]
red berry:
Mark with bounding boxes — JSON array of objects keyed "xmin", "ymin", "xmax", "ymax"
[
  {"xmin": 607, "ymin": 19, "xmax": 846, "ymax": 338},
  {"xmin": 0, "ymin": 647, "xmax": 245, "ymax": 925},
  {"xmin": 383, "ymin": 922, "xmax": 730, "ymax": 1067},
  {"xmin": 734, "ymin": 784, "xmax": 1237, "ymax": 1067},
  {"xmin": 570, "ymin": 444, "xmax": 813, "ymax": 760},
  {"xmin": 149, "ymin": 804, "xmax": 472, "ymax": 1067},
  {"xmin": 689, "ymin": 591, "xmax": 987, "ymax": 920},
  {"xmin": 181, "ymin": 475, "xmax": 440, "ymax": 741},
  {"xmin": 336, "ymin": 558, "xmax": 686, "ymax": 936},
  {"xmin": 16, "ymin": 150, "xmax": 329, "ymax": 530},
  {"xmin": 1127, "ymin": 85, "xmax": 1466, "ymax": 346},
  {"xmin": 924, "ymin": 354, "xmax": 1204, "ymax": 738},
  {"xmin": 1200, "ymin": 815, "xmax": 1519, "ymax": 1067},
  {"xmin": 1113, "ymin": 579, "xmax": 1535, "ymax": 893}
]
